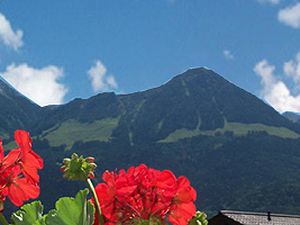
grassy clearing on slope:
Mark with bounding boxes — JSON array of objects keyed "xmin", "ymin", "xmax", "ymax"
[
  {"xmin": 159, "ymin": 121, "xmax": 300, "ymax": 143},
  {"xmin": 40, "ymin": 118, "xmax": 119, "ymax": 149}
]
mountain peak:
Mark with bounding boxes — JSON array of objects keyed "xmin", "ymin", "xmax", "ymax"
[
  {"xmin": 170, "ymin": 67, "xmax": 227, "ymax": 86},
  {"xmin": 186, "ymin": 66, "xmax": 214, "ymax": 73},
  {"xmin": 0, "ymin": 76, "xmax": 41, "ymax": 107}
]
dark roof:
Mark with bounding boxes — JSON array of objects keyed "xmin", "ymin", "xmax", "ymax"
[{"xmin": 218, "ymin": 210, "xmax": 300, "ymax": 225}]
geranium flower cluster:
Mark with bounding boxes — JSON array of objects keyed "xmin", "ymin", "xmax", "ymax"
[
  {"xmin": 0, "ymin": 130, "xmax": 43, "ymax": 210},
  {"xmin": 93, "ymin": 164, "xmax": 197, "ymax": 225}
]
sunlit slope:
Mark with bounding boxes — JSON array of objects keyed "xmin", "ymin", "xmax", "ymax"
[{"xmin": 35, "ymin": 68, "xmax": 300, "ymax": 149}]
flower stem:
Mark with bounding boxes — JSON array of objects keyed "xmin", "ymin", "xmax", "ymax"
[
  {"xmin": 86, "ymin": 178, "xmax": 104, "ymax": 225},
  {"xmin": 0, "ymin": 213, "xmax": 9, "ymax": 225}
]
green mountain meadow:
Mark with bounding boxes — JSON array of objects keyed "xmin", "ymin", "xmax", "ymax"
[{"xmin": 1, "ymin": 68, "xmax": 300, "ymax": 217}]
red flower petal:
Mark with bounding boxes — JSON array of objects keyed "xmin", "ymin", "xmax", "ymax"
[
  {"xmin": 169, "ymin": 202, "xmax": 196, "ymax": 225},
  {"xmin": 8, "ymin": 178, "xmax": 40, "ymax": 206},
  {"xmin": 0, "ymin": 129, "xmax": 43, "ymax": 208},
  {"xmin": 14, "ymin": 130, "xmax": 32, "ymax": 152},
  {"xmin": 156, "ymin": 170, "xmax": 177, "ymax": 190},
  {"xmin": 92, "ymin": 164, "xmax": 197, "ymax": 225}
]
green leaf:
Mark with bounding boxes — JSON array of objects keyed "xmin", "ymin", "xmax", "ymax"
[
  {"xmin": 188, "ymin": 211, "xmax": 208, "ymax": 225},
  {"xmin": 10, "ymin": 189, "xmax": 94, "ymax": 225},
  {"xmin": 11, "ymin": 201, "xmax": 46, "ymax": 225},
  {"xmin": 46, "ymin": 189, "xmax": 94, "ymax": 225}
]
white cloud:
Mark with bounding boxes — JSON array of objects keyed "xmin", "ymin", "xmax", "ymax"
[
  {"xmin": 0, "ymin": 13, "xmax": 23, "ymax": 50},
  {"xmin": 258, "ymin": 0, "xmax": 281, "ymax": 5},
  {"xmin": 87, "ymin": 60, "xmax": 118, "ymax": 92},
  {"xmin": 283, "ymin": 52, "xmax": 300, "ymax": 83},
  {"xmin": 254, "ymin": 60, "xmax": 277, "ymax": 89},
  {"xmin": 254, "ymin": 59, "xmax": 300, "ymax": 113},
  {"xmin": 278, "ymin": 3, "xmax": 300, "ymax": 28},
  {"xmin": 1, "ymin": 63, "xmax": 68, "ymax": 106},
  {"xmin": 223, "ymin": 49, "xmax": 234, "ymax": 60}
]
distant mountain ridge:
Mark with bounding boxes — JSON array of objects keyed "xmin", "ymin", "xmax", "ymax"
[
  {"xmin": 2, "ymin": 68, "xmax": 299, "ymax": 141},
  {"xmin": 30, "ymin": 68, "xmax": 300, "ymax": 146},
  {"xmin": 283, "ymin": 111, "xmax": 300, "ymax": 124},
  {"xmin": 1, "ymin": 68, "xmax": 300, "ymax": 216}
]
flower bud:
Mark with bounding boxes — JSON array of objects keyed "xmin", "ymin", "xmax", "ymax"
[
  {"xmin": 86, "ymin": 157, "xmax": 95, "ymax": 163},
  {"xmin": 61, "ymin": 153, "xmax": 97, "ymax": 181}
]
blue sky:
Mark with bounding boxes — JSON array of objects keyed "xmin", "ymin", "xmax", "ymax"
[{"xmin": 1, "ymin": 0, "xmax": 300, "ymax": 112}]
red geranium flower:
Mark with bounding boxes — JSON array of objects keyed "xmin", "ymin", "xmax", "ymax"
[
  {"xmin": 0, "ymin": 130, "xmax": 43, "ymax": 208},
  {"xmin": 92, "ymin": 164, "xmax": 196, "ymax": 225}
]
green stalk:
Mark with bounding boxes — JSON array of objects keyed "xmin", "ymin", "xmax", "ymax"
[
  {"xmin": 86, "ymin": 178, "xmax": 104, "ymax": 225},
  {"xmin": 0, "ymin": 213, "xmax": 9, "ymax": 225}
]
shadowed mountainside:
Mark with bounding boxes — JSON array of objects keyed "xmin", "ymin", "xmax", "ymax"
[{"xmin": 1, "ymin": 67, "xmax": 300, "ymax": 216}]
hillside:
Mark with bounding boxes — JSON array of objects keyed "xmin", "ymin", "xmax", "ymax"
[
  {"xmin": 1, "ymin": 67, "xmax": 300, "ymax": 216},
  {"xmin": 0, "ymin": 78, "xmax": 41, "ymax": 138},
  {"xmin": 34, "ymin": 68, "xmax": 300, "ymax": 148}
]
